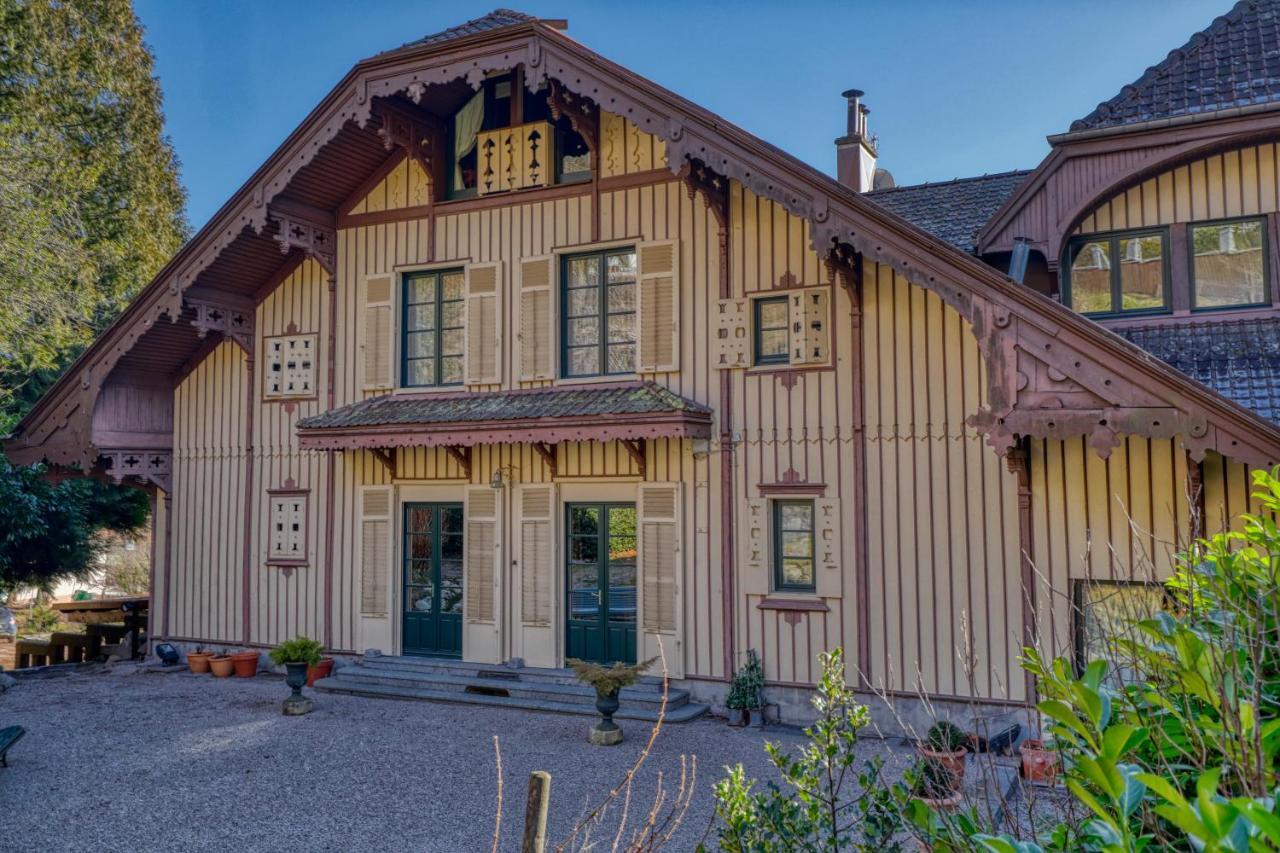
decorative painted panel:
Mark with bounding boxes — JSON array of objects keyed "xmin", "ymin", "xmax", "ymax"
[{"xmin": 264, "ymin": 335, "xmax": 317, "ymax": 399}]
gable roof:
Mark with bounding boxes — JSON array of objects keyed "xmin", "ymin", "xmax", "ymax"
[
  {"xmin": 1071, "ymin": 0, "xmax": 1280, "ymax": 132},
  {"xmin": 865, "ymin": 170, "xmax": 1031, "ymax": 253},
  {"xmin": 398, "ymin": 9, "xmax": 539, "ymax": 50},
  {"xmin": 1113, "ymin": 317, "xmax": 1280, "ymax": 423},
  {"xmin": 8, "ymin": 10, "xmax": 1280, "ymax": 472}
]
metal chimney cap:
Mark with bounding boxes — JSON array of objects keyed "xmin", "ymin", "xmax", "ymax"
[{"xmin": 842, "ymin": 88, "xmax": 865, "ymax": 100}]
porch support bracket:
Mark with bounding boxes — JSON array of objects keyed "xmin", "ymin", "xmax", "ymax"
[
  {"xmin": 443, "ymin": 444, "xmax": 472, "ymax": 479},
  {"xmin": 531, "ymin": 441, "xmax": 558, "ymax": 477},
  {"xmin": 369, "ymin": 447, "xmax": 396, "ymax": 478},
  {"xmin": 619, "ymin": 438, "xmax": 646, "ymax": 478}
]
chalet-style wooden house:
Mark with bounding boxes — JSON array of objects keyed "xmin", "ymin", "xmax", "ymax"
[{"xmin": 8, "ymin": 6, "xmax": 1280, "ymax": 719}]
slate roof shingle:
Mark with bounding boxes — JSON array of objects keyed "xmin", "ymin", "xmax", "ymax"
[
  {"xmin": 864, "ymin": 170, "xmax": 1032, "ymax": 253},
  {"xmin": 1112, "ymin": 317, "xmax": 1280, "ymax": 423},
  {"xmin": 298, "ymin": 381, "xmax": 711, "ymax": 431},
  {"xmin": 1071, "ymin": 0, "xmax": 1280, "ymax": 132},
  {"xmin": 400, "ymin": 9, "xmax": 538, "ymax": 50}
]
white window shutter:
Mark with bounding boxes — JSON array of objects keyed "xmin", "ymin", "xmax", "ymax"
[
  {"xmin": 713, "ymin": 298, "xmax": 749, "ymax": 369},
  {"xmin": 359, "ymin": 486, "xmax": 393, "ymax": 616},
  {"xmin": 465, "ymin": 262, "xmax": 503, "ymax": 385},
  {"xmin": 361, "ymin": 274, "xmax": 395, "ymax": 390},
  {"xmin": 638, "ymin": 483, "xmax": 680, "ymax": 633},
  {"xmin": 518, "ymin": 256, "xmax": 555, "ymax": 381},
  {"xmin": 464, "ymin": 486, "xmax": 501, "ymax": 623},
  {"xmin": 636, "ymin": 240, "xmax": 680, "ymax": 373},
  {"xmin": 790, "ymin": 287, "xmax": 830, "ymax": 366},
  {"xmin": 742, "ymin": 498, "xmax": 770, "ymax": 596},
  {"xmin": 517, "ymin": 484, "xmax": 556, "ymax": 627}
]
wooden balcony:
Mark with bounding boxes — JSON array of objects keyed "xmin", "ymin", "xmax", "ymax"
[{"xmin": 476, "ymin": 121, "xmax": 554, "ymax": 196}]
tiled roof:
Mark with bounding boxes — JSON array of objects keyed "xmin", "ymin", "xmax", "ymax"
[
  {"xmin": 1112, "ymin": 316, "xmax": 1280, "ymax": 423},
  {"xmin": 864, "ymin": 170, "xmax": 1031, "ymax": 253},
  {"xmin": 400, "ymin": 9, "xmax": 538, "ymax": 50},
  {"xmin": 298, "ymin": 382, "xmax": 711, "ymax": 431},
  {"xmin": 1071, "ymin": 0, "xmax": 1280, "ymax": 132}
]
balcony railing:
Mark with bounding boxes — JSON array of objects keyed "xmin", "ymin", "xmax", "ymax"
[{"xmin": 476, "ymin": 121, "xmax": 554, "ymax": 196}]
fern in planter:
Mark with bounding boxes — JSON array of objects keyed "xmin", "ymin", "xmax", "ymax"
[
  {"xmin": 726, "ymin": 649, "xmax": 765, "ymax": 711},
  {"xmin": 268, "ymin": 635, "xmax": 323, "ymax": 667},
  {"xmin": 566, "ymin": 657, "xmax": 656, "ymax": 698}
]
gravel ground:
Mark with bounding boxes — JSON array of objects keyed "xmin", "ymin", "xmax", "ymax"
[{"xmin": 0, "ymin": 664, "xmax": 916, "ymax": 852}]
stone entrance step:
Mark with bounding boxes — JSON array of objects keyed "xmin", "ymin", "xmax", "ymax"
[{"xmin": 312, "ymin": 656, "xmax": 708, "ymax": 723}]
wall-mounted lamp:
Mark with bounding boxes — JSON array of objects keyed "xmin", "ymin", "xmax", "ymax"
[
  {"xmin": 490, "ymin": 469, "xmax": 503, "ymax": 490},
  {"xmin": 691, "ymin": 437, "xmax": 711, "ymax": 459}
]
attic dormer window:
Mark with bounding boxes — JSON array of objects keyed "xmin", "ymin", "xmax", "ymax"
[{"xmin": 1064, "ymin": 230, "xmax": 1169, "ymax": 316}]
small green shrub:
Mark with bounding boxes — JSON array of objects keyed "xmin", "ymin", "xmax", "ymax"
[
  {"xmin": 268, "ymin": 635, "xmax": 323, "ymax": 667},
  {"xmin": 566, "ymin": 657, "xmax": 655, "ymax": 697},
  {"xmin": 725, "ymin": 648, "xmax": 765, "ymax": 710},
  {"xmin": 907, "ymin": 760, "xmax": 954, "ymax": 801},
  {"xmin": 923, "ymin": 720, "xmax": 967, "ymax": 752},
  {"xmin": 24, "ymin": 603, "xmax": 59, "ymax": 634}
]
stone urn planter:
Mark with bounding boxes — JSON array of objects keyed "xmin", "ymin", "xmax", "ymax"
[
  {"xmin": 187, "ymin": 650, "xmax": 213, "ymax": 674},
  {"xmin": 306, "ymin": 656, "xmax": 334, "ymax": 687},
  {"xmin": 567, "ymin": 657, "xmax": 656, "ymax": 746},
  {"xmin": 1020, "ymin": 738, "xmax": 1060, "ymax": 784},
  {"xmin": 209, "ymin": 655, "xmax": 234, "ymax": 678},
  {"xmin": 270, "ymin": 635, "xmax": 324, "ymax": 716},
  {"xmin": 230, "ymin": 650, "xmax": 259, "ymax": 678}
]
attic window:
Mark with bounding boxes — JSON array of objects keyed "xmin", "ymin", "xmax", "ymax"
[
  {"xmin": 1191, "ymin": 218, "xmax": 1268, "ymax": 309},
  {"xmin": 1064, "ymin": 230, "xmax": 1169, "ymax": 316}
]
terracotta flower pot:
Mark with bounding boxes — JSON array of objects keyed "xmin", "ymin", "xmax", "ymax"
[
  {"xmin": 306, "ymin": 656, "xmax": 334, "ymax": 687},
  {"xmin": 726, "ymin": 708, "xmax": 746, "ymax": 727},
  {"xmin": 1020, "ymin": 739, "xmax": 1059, "ymax": 784},
  {"xmin": 918, "ymin": 791, "xmax": 963, "ymax": 811},
  {"xmin": 230, "ymin": 650, "xmax": 259, "ymax": 678},
  {"xmin": 187, "ymin": 651, "xmax": 213, "ymax": 674},
  {"xmin": 918, "ymin": 746, "xmax": 968, "ymax": 785},
  {"xmin": 209, "ymin": 655, "xmax": 234, "ymax": 677}
]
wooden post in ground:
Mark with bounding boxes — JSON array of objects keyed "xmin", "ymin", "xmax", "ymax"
[{"xmin": 522, "ymin": 771, "xmax": 551, "ymax": 853}]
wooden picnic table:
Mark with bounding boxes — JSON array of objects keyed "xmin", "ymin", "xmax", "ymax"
[{"xmin": 52, "ymin": 596, "xmax": 149, "ymax": 659}]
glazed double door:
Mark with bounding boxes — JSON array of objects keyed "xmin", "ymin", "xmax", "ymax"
[
  {"xmin": 565, "ymin": 503, "xmax": 638, "ymax": 665},
  {"xmin": 402, "ymin": 503, "xmax": 463, "ymax": 658}
]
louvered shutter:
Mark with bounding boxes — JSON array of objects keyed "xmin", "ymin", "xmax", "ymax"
[
  {"xmin": 636, "ymin": 240, "xmax": 680, "ymax": 373},
  {"xmin": 518, "ymin": 484, "xmax": 556, "ymax": 627},
  {"xmin": 359, "ymin": 486, "xmax": 393, "ymax": 616},
  {"xmin": 714, "ymin": 298, "xmax": 750, "ymax": 369},
  {"xmin": 518, "ymin": 256, "xmax": 555, "ymax": 381},
  {"xmin": 790, "ymin": 287, "xmax": 830, "ymax": 366},
  {"xmin": 361, "ymin": 274, "xmax": 395, "ymax": 390},
  {"xmin": 465, "ymin": 262, "xmax": 502, "ymax": 385},
  {"xmin": 815, "ymin": 497, "xmax": 842, "ymax": 598},
  {"xmin": 639, "ymin": 484, "xmax": 680, "ymax": 633},
  {"xmin": 743, "ymin": 498, "xmax": 770, "ymax": 595},
  {"xmin": 464, "ymin": 486, "xmax": 501, "ymax": 623}
]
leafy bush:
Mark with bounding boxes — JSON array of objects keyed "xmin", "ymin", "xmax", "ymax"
[
  {"xmin": 924, "ymin": 720, "xmax": 968, "ymax": 753},
  {"xmin": 23, "ymin": 603, "xmax": 59, "ymax": 634},
  {"xmin": 566, "ymin": 657, "xmax": 655, "ymax": 697},
  {"xmin": 725, "ymin": 648, "xmax": 765, "ymax": 710},
  {"xmin": 268, "ymin": 635, "xmax": 323, "ymax": 667}
]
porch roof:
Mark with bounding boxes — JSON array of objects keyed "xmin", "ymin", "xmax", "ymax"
[{"xmin": 295, "ymin": 381, "xmax": 713, "ymax": 450}]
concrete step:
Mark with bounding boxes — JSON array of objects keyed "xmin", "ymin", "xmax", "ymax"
[
  {"xmin": 359, "ymin": 656, "xmax": 668, "ymax": 689},
  {"xmin": 324, "ymin": 663, "xmax": 691, "ymax": 709},
  {"xmin": 312, "ymin": 674, "xmax": 708, "ymax": 723}
]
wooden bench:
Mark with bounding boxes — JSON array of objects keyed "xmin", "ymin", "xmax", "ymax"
[
  {"xmin": 50, "ymin": 632, "xmax": 91, "ymax": 664},
  {"xmin": 15, "ymin": 638, "xmax": 51, "ymax": 668},
  {"xmin": 0, "ymin": 725, "xmax": 25, "ymax": 767}
]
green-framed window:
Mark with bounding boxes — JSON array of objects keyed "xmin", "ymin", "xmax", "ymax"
[
  {"xmin": 1064, "ymin": 229, "xmax": 1170, "ymax": 316},
  {"xmin": 561, "ymin": 248, "xmax": 637, "ymax": 378},
  {"xmin": 772, "ymin": 499, "xmax": 815, "ymax": 592},
  {"xmin": 1191, "ymin": 217, "xmax": 1269, "ymax": 309},
  {"xmin": 402, "ymin": 268, "xmax": 465, "ymax": 388},
  {"xmin": 754, "ymin": 296, "xmax": 790, "ymax": 365},
  {"xmin": 1073, "ymin": 579, "xmax": 1167, "ymax": 683}
]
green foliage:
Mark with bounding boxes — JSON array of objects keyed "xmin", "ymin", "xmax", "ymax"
[
  {"xmin": 710, "ymin": 648, "xmax": 908, "ymax": 852},
  {"xmin": 0, "ymin": 0, "xmax": 187, "ymax": 421},
  {"xmin": 924, "ymin": 720, "xmax": 968, "ymax": 752},
  {"xmin": 566, "ymin": 657, "xmax": 656, "ymax": 697},
  {"xmin": 0, "ymin": 459, "xmax": 147, "ymax": 592},
  {"xmin": 268, "ymin": 635, "xmax": 323, "ymax": 667},
  {"xmin": 907, "ymin": 760, "xmax": 955, "ymax": 800},
  {"xmin": 725, "ymin": 648, "xmax": 765, "ymax": 710},
  {"xmin": 23, "ymin": 602, "xmax": 58, "ymax": 633}
]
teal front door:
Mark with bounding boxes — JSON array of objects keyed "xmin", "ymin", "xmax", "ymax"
[
  {"xmin": 565, "ymin": 503, "xmax": 637, "ymax": 665},
  {"xmin": 402, "ymin": 503, "xmax": 463, "ymax": 657}
]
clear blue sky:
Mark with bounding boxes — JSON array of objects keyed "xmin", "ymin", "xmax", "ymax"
[{"xmin": 134, "ymin": 0, "xmax": 1231, "ymax": 231}]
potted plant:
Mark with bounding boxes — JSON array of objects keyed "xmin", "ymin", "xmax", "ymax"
[
  {"xmin": 269, "ymin": 636, "xmax": 323, "ymax": 716},
  {"xmin": 567, "ymin": 657, "xmax": 656, "ymax": 746},
  {"xmin": 187, "ymin": 648, "xmax": 213, "ymax": 674},
  {"xmin": 1019, "ymin": 737, "xmax": 1059, "ymax": 784},
  {"xmin": 229, "ymin": 649, "xmax": 260, "ymax": 678},
  {"xmin": 908, "ymin": 760, "xmax": 962, "ymax": 810},
  {"xmin": 918, "ymin": 720, "xmax": 968, "ymax": 786},
  {"xmin": 725, "ymin": 649, "xmax": 765, "ymax": 727},
  {"xmin": 209, "ymin": 654, "xmax": 234, "ymax": 678},
  {"xmin": 306, "ymin": 654, "xmax": 334, "ymax": 687}
]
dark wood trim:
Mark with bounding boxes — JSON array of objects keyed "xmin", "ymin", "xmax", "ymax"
[
  {"xmin": 338, "ymin": 150, "xmax": 409, "ymax": 217},
  {"xmin": 1006, "ymin": 439, "xmax": 1037, "ymax": 704},
  {"xmin": 1187, "ymin": 449, "xmax": 1206, "ymax": 541},
  {"xmin": 240, "ymin": 353, "xmax": 255, "ymax": 647},
  {"xmin": 253, "ymin": 253, "xmax": 307, "ymax": 306},
  {"xmin": 323, "ymin": 272, "xmax": 338, "ymax": 649},
  {"xmin": 619, "ymin": 438, "xmax": 646, "ymax": 478},
  {"xmin": 443, "ymin": 444, "xmax": 472, "ymax": 479},
  {"xmin": 369, "ymin": 447, "xmax": 397, "ymax": 477},
  {"xmin": 338, "ymin": 203, "xmax": 434, "ymax": 230},
  {"xmin": 756, "ymin": 596, "xmax": 830, "ymax": 612},
  {"xmin": 171, "ymin": 332, "xmax": 227, "ymax": 387},
  {"xmin": 531, "ymin": 441, "xmax": 558, "ymax": 477},
  {"xmin": 757, "ymin": 482, "xmax": 826, "ymax": 496}
]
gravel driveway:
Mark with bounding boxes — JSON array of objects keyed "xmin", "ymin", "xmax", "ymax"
[{"xmin": 0, "ymin": 664, "xmax": 913, "ymax": 852}]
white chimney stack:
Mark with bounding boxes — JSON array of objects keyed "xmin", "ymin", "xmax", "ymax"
[{"xmin": 836, "ymin": 89, "xmax": 878, "ymax": 192}]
